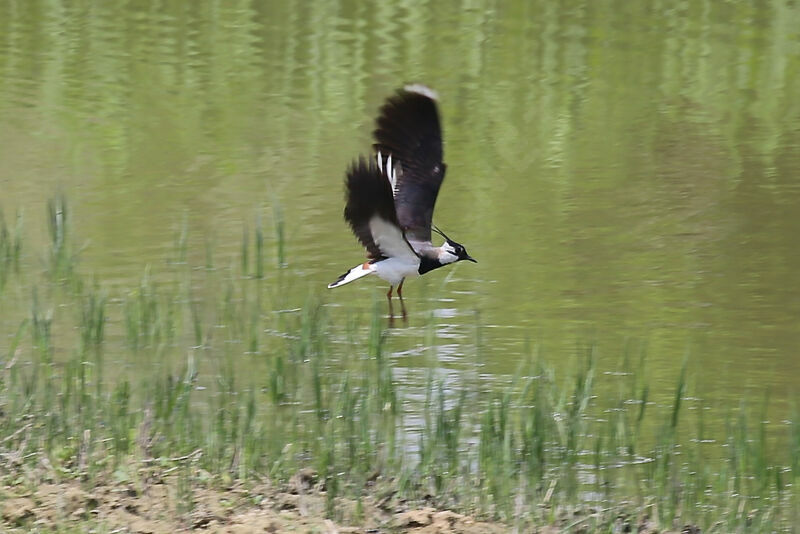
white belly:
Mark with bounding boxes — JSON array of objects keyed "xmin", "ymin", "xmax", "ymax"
[{"xmin": 373, "ymin": 257, "xmax": 420, "ymax": 286}]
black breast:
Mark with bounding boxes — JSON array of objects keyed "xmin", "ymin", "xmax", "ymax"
[{"xmin": 418, "ymin": 255, "xmax": 444, "ymax": 275}]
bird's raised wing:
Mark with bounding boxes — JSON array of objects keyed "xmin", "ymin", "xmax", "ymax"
[
  {"xmin": 373, "ymin": 84, "xmax": 445, "ymax": 245},
  {"xmin": 343, "ymin": 156, "xmax": 418, "ymax": 262}
]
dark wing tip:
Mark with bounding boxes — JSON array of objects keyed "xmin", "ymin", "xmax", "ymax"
[
  {"xmin": 342, "ymin": 155, "xmax": 400, "ymax": 260},
  {"xmin": 372, "ymin": 86, "xmax": 442, "ymax": 158},
  {"xmin": 344, "ymin": 155, "xmax": 398, "ymax": 225}
]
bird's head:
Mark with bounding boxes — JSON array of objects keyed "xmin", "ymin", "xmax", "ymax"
[{"xmin": 433, "ymin": 225, "xmax": 476, "ymax": 265}]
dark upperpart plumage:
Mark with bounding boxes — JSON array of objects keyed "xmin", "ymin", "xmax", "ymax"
[
  {"xmin": 373, "ymin": 86, "xmax": 446, "ymax": 244},
  {"xmin": 343, "ymin": 156, "xmax": 403, "ymax": 261}
]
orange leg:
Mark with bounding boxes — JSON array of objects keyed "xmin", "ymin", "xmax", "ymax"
[
  {"xmin": 386, "ymin": 285, "xmax": 394, "ymax": 319},
  {"xmin": 397, "ymin": 279, "xmax": 407, "ymax": 321}
]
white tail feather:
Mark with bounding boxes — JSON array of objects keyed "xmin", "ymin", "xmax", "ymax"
[{"xmin": 327, "ymin": 263, "xmax": 375, "ymax": 289}]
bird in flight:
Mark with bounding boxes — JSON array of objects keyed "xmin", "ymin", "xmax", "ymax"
[{"xmin": 328, "ymin": 84, "xmax": 476, "ymax": 319}]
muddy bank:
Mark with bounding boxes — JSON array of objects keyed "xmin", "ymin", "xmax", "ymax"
[
  {"xmin": 2, "ymin": 476, "xmax": 507, "ymax": 533},
  {"xmin": 1, "ymin": 469, "xmax": 697, "ymax": 533}
]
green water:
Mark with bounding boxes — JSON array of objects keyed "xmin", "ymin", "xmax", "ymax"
[{"xmin": 1, "ymin": 2, "xmax": 799, "ymax": 430}]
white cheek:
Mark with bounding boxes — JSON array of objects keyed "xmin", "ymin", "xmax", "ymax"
[{"xmin": 439, "ymin": 251, "xmax": 458, "ymax": 264}]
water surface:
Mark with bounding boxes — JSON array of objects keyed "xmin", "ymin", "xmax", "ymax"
[{"xmin": 1, "ymin": 1, "xmax": 799, "ymax": 433}]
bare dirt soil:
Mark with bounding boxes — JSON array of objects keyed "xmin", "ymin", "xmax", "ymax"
[
  {"xmin": 1, "ymin": 474, "xmax": 508, "ymax": 533},
  {"xmin": 1, "ymin": 469, "xmax": 694, "ymax": 533}
]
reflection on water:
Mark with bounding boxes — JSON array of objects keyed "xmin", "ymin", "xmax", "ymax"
[{"xmin": 1, "ymin": 1, "xmax": 799, "ymax": 432}]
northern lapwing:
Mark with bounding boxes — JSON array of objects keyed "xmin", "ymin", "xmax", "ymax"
[{"xmin": 328, "ymin": 84, "xmax": 476, "ymax": 318}]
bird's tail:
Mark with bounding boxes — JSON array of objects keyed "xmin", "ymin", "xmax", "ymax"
[{"xmin": 327, "ymin": 262, "xmax": 375, "ymax": 289}]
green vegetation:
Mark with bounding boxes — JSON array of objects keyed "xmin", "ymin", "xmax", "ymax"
[
  {"xmin": 0, "ymin": 207, "xmax": 22, "ymax": 293},
  {"xmin": 0, "ymin": 198, "xmax": 798, "ymax": 532}
]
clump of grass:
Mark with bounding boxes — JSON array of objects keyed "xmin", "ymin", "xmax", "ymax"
[
  {"xmin": 0, "ymin": 207, "xmax": 23, "ymax": 291},
  {"xmin": 239, "ymin": 201, "xmax": 287, "ymax": 280},
  {"xmin": 172, "ymin": 216, "xmax": 189, "ymax": 265},
  {"xmin": 79, "ymin": 280, "xmax": 107, "ymax": 347},
  {"xmin": 188, "ymin": 290, "xmax": 205, "ymax": 348},
  {"xmin": 47, "ymin": 194, "xmax": 79, "ymax": 282},
  {"xmin": 244, "ymin": 206, "xmax": 285, "ymax": 278},
  {"xmin": 254, "ymin": 213, "xmax": 265, "ymax": 279},
  {"xmin": 123, "ymin": 267, "xmax": 177, "ymax": 350},
  {"xmin": 240, "ymin": 224, "xmax": 249, "ymax": 277},
  {"xmin": 31, "ymin": 289, "xmax": 54, "ymax": 364},
  {"xmin": 4, "ymin": 319, "xmax": 28, "ymax": 366},
  {"xmin": 273, "ymin": 201, "xmax": 286, "ymax": 268}
]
